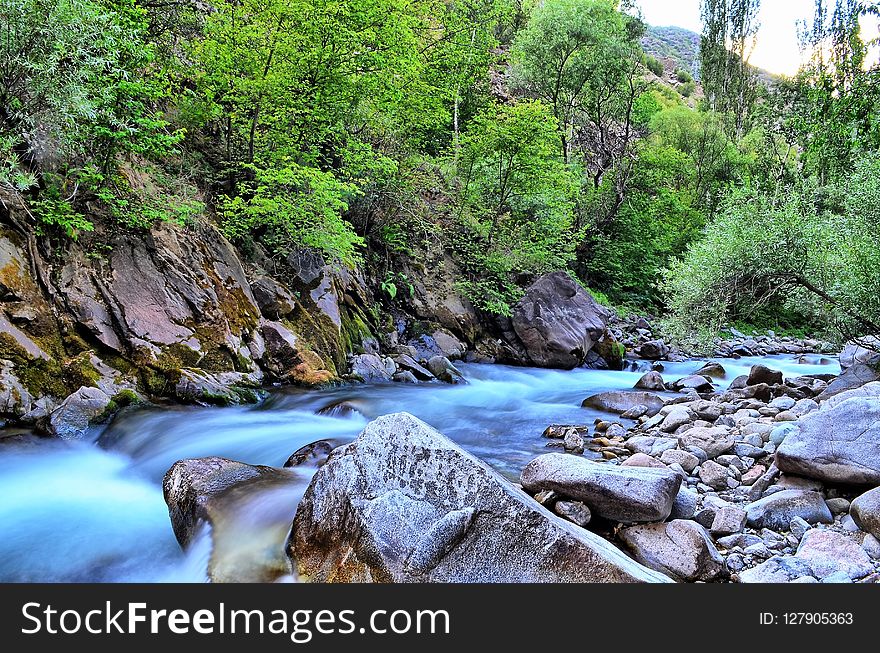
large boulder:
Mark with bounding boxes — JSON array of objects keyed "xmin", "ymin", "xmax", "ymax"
[
  {"xmin": 290, "ymin": 413, "xmax": 671, "ymax": 583},
  {"xmin": 744, "ymin": 490, "xmax": 833, "ymax": 530},
  {"xmin": 775, "ymin": 397, "xmax": 880, "ymax": 485},
  {"xmin": 511, "ymin": 272, "xmax": 610, "ymax": 369},
  {"xmin": 821, "ymin": 381, "xmax": 880, "ymax": 410},
  {"xmin": 521, "ymin": 453, "xmax": 682, "ymax": 523},
  {"xmin": 850, "ymin": 487, "xmax": 880, "ymax": 539},
  {"xmin": 619, "ymin": 520, "xmax": 724, "ymax": 582},
  {"xmin": 795, "ymin": 529, "xmax": 873, "ymax": 580},
  {"xmin": 636, "ymin": 340, "xmax": 670, "ymax": 361},
  {"xmin": 582, "ymin": 391, "xmax": 665, "ymax": 417},
  {"xmin": 350, "ymin": 354, "xmax": 393, "ymax": 382},
  {"xmin": 839, "ymin": 337, "xmax": 880, "ymax": 371},
  {"xmin": 817, "ymin": 364, "xmax": 880, "ymax": 401}
]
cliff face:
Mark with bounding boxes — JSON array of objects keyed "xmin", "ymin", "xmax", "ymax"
[{"xmin": 0, "ymin": 188, "xmax": 381, "ymax": 434}]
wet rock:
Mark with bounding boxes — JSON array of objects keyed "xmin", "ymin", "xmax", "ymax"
[
  {"xmin": 670, "ymin": 375, "xmax": 714, "ymax": 393},
  {"xmin": 543, "ymin": 425, "xmax": 589, "ymax": 440},
  {"xmin": 250, "ymin": 276, "xmax": 296, "ymax": 319},
  {"xmin": 163, "ymin": 456, "xmax": 279, "ymax": 547},
  {"xmin": 393, "ymin": 355, "xmax": 434, "ymax": 381},
  {"xmin": 174, "ymin": 369, "xmax": 262, "ymax": 405},
  {"xmin": 284, "ymin": 440, "xmax": 336, "ymax": 468},
  {"xmin": 636, "ymin": 340, "xmax": 669, "ymax": 361},
  {"xmin": 620, "ymin": 520, "xmax": 724, "ymax": 582},
  {"xmin": 677, "ymin": 426, "xmax": 735, "ymax": 458},
  {"xmin": 426, "ymin": 356, "xmax": 466, "ymax": 384},
  {"xmin": 511, "ymin": 272, "xmax": 610, "ymax": 369},
  {"xmin": 738, "ymin": 556, "xmax": 815, "ymax": 583},
  {"xmin": 795, "ymin": 530, "xmax": 873, "ymax": 580},
  {"xmin": 582, "ymin": 391, "xmax": 665, "ymax": 417},
  {"xmin": 316, "ymin": 400, "xmax": 363, "ymax": 418},
  {"xmin": 850, "ymin": 487, "xmax": 880, "ymax": 539},
  {"xmin": 47, "ymin": 386, "xmax": 113, "ymax": 440},
  {"xmin": 291, "ymin": 413, "xmax": 671, "ymax": 582},
  {"xmin": 393, "ymin": 371, "xmax": 418, "ymax": 383},
  {"xmin": 634, "ymin": 371, "xmax": 665, "ymax": 391},
  {"xmin": 553, "ymin": 500, "xmax": 592, "ymax": 528},
  {"xmin": 695, "ymin": 362, "xmax": 726, "ymax": 378},
  {"xmin": 748, "ymin": 364, "xmax": 783, "ymax": 386},
  {"xmin": 563, "ymin": 430, "xmax": 585, "ymax": 454},
  {"xmin": 776, "ymin": 397, "xmax": 880, "ymax": 485},
  {"xmin": 745, "ymin": 490, "xmax": 833, "ymax": 530},
  {"xmin": 620, "ymin": 404, "xmax": 648, "ymax": 419},
  {"xmin": 350, "ymin": 354, "xmax": 393, "ymax": 382},
  {"xmin": 521, "ymin": 453, "xmax": 682, "ymax": 523}
]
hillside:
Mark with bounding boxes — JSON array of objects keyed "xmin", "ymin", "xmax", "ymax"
[{"xmin": 642, "ymin": 25, "xmax": 701, "ymax": 79}]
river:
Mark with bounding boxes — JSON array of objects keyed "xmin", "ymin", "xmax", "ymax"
[{"xmin": 0, "ymin": 354, "xmax": 838, "ymax": 582}]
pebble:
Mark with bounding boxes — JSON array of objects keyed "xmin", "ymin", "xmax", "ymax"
[
  {"xmin": 789, "ymin": 516, "xmax": 812, "ymax": 539},
  {"xmin": 725, "ymin": 553, "xmax": 745, "ymax": 573}
]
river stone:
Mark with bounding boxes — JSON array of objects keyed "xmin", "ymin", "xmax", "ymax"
[
  {"xmin": 511, "ymin": 272, "xmax": 610, "ymax": 370},
  {"xmin": 745, "ymin": 490, "xmax": 833, "ymax": 530},
  {"xmin": 817, "ymin": 364, "xmax": 880, "ymax": 401},
  {"xmin": 695, "ymin": 362, "xmax": 726, "ymax": 378},
  {"xmin": 521, "ymin": 453, "xmax": 682, "ymax": 523},
  {"xmin": 636, "ymin": 340, "xmax": 669, "ymax": 361},
  {"xmin": 821, "ymin": 381, "xmax": 880, "ymax": 410},
  {"xmin": 426, "ymin": 356, "xmax": 466, "ymax": 384},
  {"xmin": 698, "ymin": 460, "xmax": 729, "ymax": 490},
  {"xmin": 393, "ymin": 355, "xmax": 434, "ymax": 381},
  {"xmin": 163, "ymin": 456, "xmax": 279, "ymax": 547},
  {"xmin": 661, "ymin": 406, "xmax": 695, "ymax": 433},
  {"xmin": 738, "ymin": 556, "xmax": 815, "ymax": 583},
  {"xmin": 776, "ymin": 397, "xmax": 880, "ymax": 485},
  {"xmin": 839, "ymin": 337, "xmax": 880, "ymax": 371},
  {"xmin": 553, "ymin": 500, "xmax": 592, "ymax": 528},
  {"xmin": 660, "ymin": 449, "xmax": 700, "ymax": 473},
  {"xmin": 795, "ymin": 529, "xmax": 873, "ymax": 580},
  {"xmin": 47, "ymin": 386, "xmax": 113, "ymax": 440},
  {"xmin": 622, "ymin": 453, "xmax": 667, "ymax": 469},
  {"xmin": 634, "ymin": 371, "xmax": 665, "ymax": 391},
  {"xmin": 710, "ymin": 505, "xmax": 747, "ymax": 535},
  {"xmin": 748, "ymin": 364, "xmax": 783, "ymax": 386},
  {"xmin": 769, "ymin": 423, "xmax": 798, "ymax": 446},
  {"xmin": 677, "ymin": 426, "xmax": 735, "ymax": 458},
  {"xmin": 670, "ymin": 375, "xmax": 714, "ymax": 393},
  {"xmin": 582, "ymin": 391, "xmax": 665, "ymax": 417},
  {"xmin": 619, "ymin": 520, "xmax": 724, "ymax": 582},
  {"xmin": 850, "ymin": 487, "xmax": 880, "ymax": 539},
  {"xmin": 624, "ymin": 436, "xmax": 678, "ymax": 456},
  {"xmin": 284, "ymin": 440, "xmax": 336, "ymax": 468},
  {"xmin": 291, "ymin": 413, "xmax": 671, "ymax": 582},
  {"xmin": 350, "ymin": 353, "xmax": 393, "ymax": 382}
]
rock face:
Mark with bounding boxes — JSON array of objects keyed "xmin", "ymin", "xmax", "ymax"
[
  {"xmin": 163, "ymin": 457, "xmax": 279, "ymax": 547},
  {"xmin": 291, "ymin": 413, "xmax": 671, "ymax": 583},
  {"xmin": 775, "ymin": 398, "xmax": 880, "ymax": 485},
  {"xmin": 582, "ymin": 391, "xmax": 665, "ymax": 417},
  {"xmin": 520, "ymin": 453, "xmax": 682, "ymax": 523},
  {"xmin": 850, "ymin": 487, "xmax": 880, "ymax": 539},
  {"xmin": 619, "ymin": 520, "xmax": 724, "ymax": 582},
  {"xmin": 511, "ymin": 272, "xmax": 610, "ymax": 369}
]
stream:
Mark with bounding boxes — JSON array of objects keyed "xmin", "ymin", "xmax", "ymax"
[{"xmin": 0, "ymin": 354, "xmax": 838, "ymax": 582}]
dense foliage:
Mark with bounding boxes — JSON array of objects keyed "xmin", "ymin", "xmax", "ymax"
[{"xmin": 2, "ymin": 0, "xmax": 879, "ymax": 346}]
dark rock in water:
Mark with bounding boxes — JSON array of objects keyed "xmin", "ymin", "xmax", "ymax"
[
  {"xmin": 669, "ymin": 375, "xmax": 714, "ymax": 393},
  {"xmin": 739, "ymin": 383, "xmax": 772, "ymax": 402},
  {"xmin": 291, "ymin": 413, "xmax": 671, "ymax": 582},
  {"xmin": 521, "ymin": 453, "xmax": 682, "ymax": 523},
  {"xmin": 634, "ymin": 371, "xmax": 665, "ymax": 391},
  {"xmin": 619, "ymin": 520, "xmax": 724, "ymax": 582},
  {"xmin": 175, "ymin": 369, "xmax": 262, "ymax": 406},
  {"xmin": 584, "ymin": 333, "xmax": 626, "ymax": 371},
  {"xmin": 744, "ymin": 490, "xmax": 833, "ymax": 530},
  {"xmin": 850, "ymin": 487, "xmax": 880, "ymax": 539},
  {"xmin": 582, "ymin": 390, "xmax": 665, "ymax": 417},
  {"xmin": 776, "ymin": 397, "xmax": 880, "ymax": 484},
  {"xmin": 284, "ymin": 440, "xmax": 336, "ymax": 468},
  {"xmin": 816, "ymin": 364, "xmax": 880, "ymax": 401},
  {"xmin": 511, "ymin": 272, "xmax": 610, "ymax": 370},
  {"xmin": 163, "ymin": 456, "xmax": 279, "ymax": 547},
  {"xmin": 636, "ymin": 340, "xmax": 670, "ymax": 361},
  {"xmin": 393, "ymin": 354, "xmax": 434, "ymax": 381},
  {"xmin": 393, "ymin": 370, "xmax": 419, "ymax": 383},
  {"xmin": 748, "ymin": 364, "xmax": 784, "ymax": 386},
  {"xmin": 695, "ymin": 361, "xmax": 726, "ymax": 378},
  {"xmin": 728, "ymin": 374, "xmax": 749, "ymax": 390},
  {"xmin": 316, "ymin": 400, "xmax": 362, "ymax": 418},
  {"xmin": 542, "ymin": 425, "xmax": 590, "ymax": 440}
]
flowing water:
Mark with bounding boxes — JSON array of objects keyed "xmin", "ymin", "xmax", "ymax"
[{"xmin": 0, "ymin": 354, "xmax": 838, "ymax": 582}]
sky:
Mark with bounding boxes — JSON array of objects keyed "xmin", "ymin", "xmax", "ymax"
[{"xmin": 635, "ymin": 0, "xmax": 822, "ymax": 75}]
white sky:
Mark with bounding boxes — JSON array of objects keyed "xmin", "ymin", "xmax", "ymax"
[{"xmin": 634, "ymin": 0, "xmax": 835, "ymax": 75}]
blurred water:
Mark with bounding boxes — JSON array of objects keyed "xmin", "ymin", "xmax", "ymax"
[{"xmin": 0, "ymin": 353, "xmax": 838, "ymax": 582}]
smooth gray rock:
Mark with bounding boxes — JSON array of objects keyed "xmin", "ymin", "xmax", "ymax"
[
  {"xmin": 624, "ymin": 436, "xmax": 678, "ymax": 456},
  {"xmin": 839, "ymin": 337, "xmax": 880, "ymax": 371},
  {"xmin": 634, "ymin": 371, "xmax": 666, "ymax": 390},
  {"xmin": 291, "ymin": 413, "xmax": 671, "ymax": 582},
  {"xmin": 776, "ymin": 397, "xmax": 880, "ymax": 485},
  {"xmin": 850, "ymin": 487, "xmax": 880, "ymax": 539},
  {"xmin": 47, "ymin": 386, "xmax": 112, "ymax": 440},
  {"xmin": 350, "ymin": 353, "xmax": 392, "ymax": 382},
  {"xmin": 745, "ymin": 490, "xmax": 833, "ymax": 530},
  {"xmin": 817, "ymin": 364, "xmax": 880, "ymax": 401},
  {"xmin": 677, "ymin": 426, "xmax": 735, "ymax": 458},
  {"xmin": 511, "ymin": 272, "xmax": 610, "ymax": 369},
  {"xmin": 670, "ymin": 488, "xmax": 698, "ymax": 520},
  {"xmin": 738, "ymin": 556, "xmax": 815, "ymax": 583},
  {"xmin": 821, "ymin": 381, "xmax": 880, "ymax": 410},
  {"xmin": 619, "ymin": 520, "xmax": 724, "ymax": 582},
  {"xmin": 660, "ymin": 449, "xmax": 700, "ymax": 473},
  {"xmin": 582, "ymin": 391, "xmax": 665, "ymax": 417},
  {"xmin": 521, "ymin": 453, "xmax": 682, "ymax": 523},
  {"xmin": 795, "ymin": 529, "xmax": 873, "ymax": 580}
]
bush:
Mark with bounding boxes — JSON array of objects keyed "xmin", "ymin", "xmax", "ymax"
[{"xmin": 645, "ymin": 55, "xmax": 664, "ymax": 77}]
